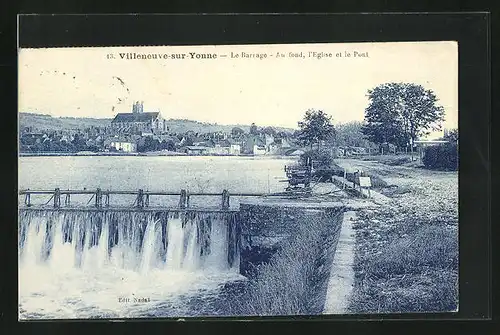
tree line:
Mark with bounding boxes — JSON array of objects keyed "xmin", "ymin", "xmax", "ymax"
[{"xmin": 295, "ymin": 82, "xmax": 452, "ymax": 153}]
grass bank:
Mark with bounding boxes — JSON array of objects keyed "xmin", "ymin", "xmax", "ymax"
[
  {"xmin": 357, "ymin": 154, "xmax": 423, "ymax": 168},
  {"xmin": 225, "ymin": 210, "xmax": 343, "ymax": 316},
  {"xmin": 349, "ymin": 222, "xmax": 458, "ymax": 313},
  {"xmin": 347, "ymin": 164, "xmax": 459, "ymax": 313}
]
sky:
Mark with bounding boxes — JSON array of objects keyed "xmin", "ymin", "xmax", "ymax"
[{"xmin": 19, "ymin": 42, "xmax": 458, "ymax": 137}]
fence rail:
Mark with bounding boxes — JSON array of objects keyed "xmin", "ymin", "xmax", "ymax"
[{"xmin": 18, "ymin": 188, "xmax": 266, "ymax": 210}]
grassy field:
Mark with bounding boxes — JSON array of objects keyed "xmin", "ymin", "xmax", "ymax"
[{"xmin": 336, "ymin": 159, "xmax": 459, "ymax": 313}]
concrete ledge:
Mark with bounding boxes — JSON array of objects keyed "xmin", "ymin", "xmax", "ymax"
[
  {"xmin": 240, "ymin": 197, "xmax": 344, "ymax": 210},
  {"xmin": 323, "ymin": 210, "xmax": 356, "ymax": 314}
]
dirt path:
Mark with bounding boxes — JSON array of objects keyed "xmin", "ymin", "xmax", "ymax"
[{"xmin": 335, "ymin": 159, "xmax": 458, "ymax": 221}]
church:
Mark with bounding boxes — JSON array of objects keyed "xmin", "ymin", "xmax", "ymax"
[{"xmin": 111, "ymin": 101, "xmax": 167, "ymax": 135}]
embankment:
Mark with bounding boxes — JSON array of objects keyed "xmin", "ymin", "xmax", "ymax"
[{"xmin": 224, "ymin": 199, "xmax": 345, "ymax": 316}]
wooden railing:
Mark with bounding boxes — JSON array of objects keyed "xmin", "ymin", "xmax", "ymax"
[{"xmin": 18, "ymin": 188, "xmax": 266, "ymax": 210}]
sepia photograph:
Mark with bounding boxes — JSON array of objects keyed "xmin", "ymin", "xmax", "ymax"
[{"xmin": 18, "ymin": 41, "xmax": 459, "ymax": 319}]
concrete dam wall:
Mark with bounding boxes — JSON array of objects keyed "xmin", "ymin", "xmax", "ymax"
[{"xmin": 238, "ymin": 199, "xmax": 345, "ymax": 278}]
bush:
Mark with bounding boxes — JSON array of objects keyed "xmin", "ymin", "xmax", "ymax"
[
  {"xmin": 340, "ymin": 168, "xmax": 389, "ymax": 189},
  {"xmin": 312, "ymin": 166, "xmax": 335, "ymax": 182},
  {"xmin": 422, "ymin": 144, "xmax": 458, "ymax": 170},
  {"xmin": 299, "ymin": 149, "xmax": 334, "ymax": 168}
]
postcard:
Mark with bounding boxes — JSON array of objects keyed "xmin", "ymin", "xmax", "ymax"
[{"xmin": 18, "ymin": 41, "xmax": 458, "ymax": 319}]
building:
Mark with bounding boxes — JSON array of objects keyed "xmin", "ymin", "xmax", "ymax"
[
  {"xmin": 228, "ymin": 139, "xmax": 242, "ymax": 155},
  {"xmin": 243, "ymin": 135, "xmax": 266, "ymax": 155},
  {"xmin": 110, "ymin": 140, "xmax": 137, "ymax": 152},
  {"xmin": 253, "ymin": 144, "xmax": 267, "ymax": 155},
  {"xmin": 111, "ymin": 101, "xmax": 167, "ymax": 134},
  {"xmin": 184, "ymin": 146, "xmax": 210, "ymax": 155}
]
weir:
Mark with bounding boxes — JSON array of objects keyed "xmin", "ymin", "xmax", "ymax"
[
  {"xmin": 18, "ymin": 188, "xmax": 346, "ymax": 279},
  {"xmin": 18, "ymin": 209, "xmax": 241, "ymax": 272}
]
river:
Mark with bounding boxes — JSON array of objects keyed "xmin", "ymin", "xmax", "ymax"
[{"xmin": 18, "ymin": 155, "xmax": 296, "ymax": 319}]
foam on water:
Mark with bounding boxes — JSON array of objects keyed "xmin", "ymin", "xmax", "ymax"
[{"xmin": 18, "ymin": 210, "xmax": 243, "ymax": 319}]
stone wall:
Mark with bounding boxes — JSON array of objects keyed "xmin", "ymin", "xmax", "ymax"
[{"xmin": 238, "ymin": 199, "xmax": 345, "ymax": 277}]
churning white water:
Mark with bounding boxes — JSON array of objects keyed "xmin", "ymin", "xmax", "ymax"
[{"xmin": 18, "ymin": 210, "xmax": 244, "ymax": 319}]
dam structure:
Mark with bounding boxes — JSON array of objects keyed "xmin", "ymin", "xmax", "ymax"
[
  {"xmin": 18, "ymin": 189, "xmax": 254, "ymax": 275},
  {"xmin": 18, "ymin": 187, "xmax": 346, "ymax": 318}
]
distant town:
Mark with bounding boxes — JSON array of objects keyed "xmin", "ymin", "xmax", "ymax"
[
  {"xmin": 19, "ymin": 101, "xmax": 456, "ymax": 158},
  {"xmin": 19, "ymin": 101, "xmax": 306, "ymax": 157}
]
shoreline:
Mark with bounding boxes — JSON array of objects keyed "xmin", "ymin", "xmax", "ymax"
[{"xmin": 19, "ymin": 152, "xmax": 298, "ymax": 159}]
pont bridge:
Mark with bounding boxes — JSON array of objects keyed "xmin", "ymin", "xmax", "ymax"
[{"xmin": 18, "ymin": 188, "xmax": 267, "ymax": 212}]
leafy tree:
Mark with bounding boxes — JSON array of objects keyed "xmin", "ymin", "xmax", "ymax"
[
  {"xmin": 160, "ymin": 139, "xmax": 176, "ymax": 151},
  {"xmin": 231, "ymin": 127, "xmax": 245, "ymax": 136},
  {"xmin": 443, "ymin": 128, "xmax": 458, "ymax": 143},
  {"xmin": 137, "ymin": 136, "xmax": 161, "ymax": 152},
  {"xmin": 336, "ymin": 121, "xmax": 378, "ymax": 149},
  {"xmin": 262, "ymin": 126, "xmax": 277, "ymax": 136},
  {"xmin": 296, "ymin": 109, "xmax": 336, "ymax": 150},
  {"xmin": 72, "ymin": 133, "xmax": 88, "ymax": 151},
  {"xmin": 183, "ymin": 135, "xmax": 194, "ymax": 147},
  {"xmin": 362, "ymin": 83, "xmax": 445, "ymax": 153}
]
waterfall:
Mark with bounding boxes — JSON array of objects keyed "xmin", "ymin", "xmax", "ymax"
[
  {"xmin": 22, "ymin": 215, "xmax": 47, "ymax": 267},
  {"xmin": 183, "ymin": 219, "xmax": 200, "ymax": 271},
  {"xmin": 49, "ymin": 213, "xmax": 76, "ymax": 270},
  {"xmin": 165, "ymin": 216, "xmax": 186, "ymax": 270},
  {"xmin": 18, "ymin": 209, "xmax": 240, "ymax": 274},
  {"xmin": 139, "ymin": 217, "xmax": 157, "ymax": 274}
]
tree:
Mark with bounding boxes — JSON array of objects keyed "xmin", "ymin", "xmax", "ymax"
[
  {"xmin": 336, "ymin": 121, "xmax": 378, "ymax": 149},
  {"xmin": 249, "ymin": 123, "xmax": 259, "ymax": 135},
  {"xmin": 231, "ymin": 127, "xmax": 245, "ymax": 136},
  {"xmin": 262, "ymin": 126, "xmax": 277, "ymax": 136},
  {"xmin": 296, "ymin": 109, "xmax": 336, "ymax": 150},
  {"xmin": 138, "ymin": 136, "xmax": 161, "ymax": 152},
  {"xmin": 362, "ymin": 82, "xmax": 445, "ymax": 158},
  {"xmin": 443, "ymin": 128, "xmax": 458, "ymax": 143},
  {"xmin": 71, "ymin": 133, "xmax": 88, "ymax": 152},
  {"xmin": 162, "ymin": 139, "xmax": 176, "ymax": 151}
]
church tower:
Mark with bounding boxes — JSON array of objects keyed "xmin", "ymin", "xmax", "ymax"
[{"xmin": 132, "ymin": 101, "xmax": 144, "ymax": 113}]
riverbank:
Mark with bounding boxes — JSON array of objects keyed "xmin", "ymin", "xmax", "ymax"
[
  {"xmin": 222, "ymin": 200, "xmax": 344, "ymax": 316},
  {"xmin": 335, "ymin": 159, "xmax": 458, "ymax": 313},
  {"xmin": 19, "ymin": 151, "xmax": 299, "ymax": 158}
]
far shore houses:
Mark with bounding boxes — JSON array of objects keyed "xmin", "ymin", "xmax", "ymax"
[{"xmin": 19, "ymin": 102, "xmax": 298, "ymax": 155}]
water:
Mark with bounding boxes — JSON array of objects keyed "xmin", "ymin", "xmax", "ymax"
[
  {"xmin": 18, "ymin": 156, "xmax": 294, "ymax": 319},
  {"xmin": 19, "ymin": 210, "xmax": 242, "ymax": 319}
]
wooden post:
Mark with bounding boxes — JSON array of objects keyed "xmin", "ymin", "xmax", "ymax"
[
  {"xmin": 137, "ymin": 189, "xmax": 144, "ymax": 208},
  {"xmin": 179, "ymin": 189, "xmax": 187, "ymax": 209},
  {"xmin": 24, "ymin": 192, "xmax": 31, "ymax": 207},
  {"xmin": 186, "ymin": 191, "xmax": 190, "ymax": 208},
  {"xmin": 95, "ymin": 188, "xmax": 102, "ymax": 208},
  {"xmin": 54, "ymin": 188, "xmax": 61, "ymax": 208},
  {"xmin": 145, "ymin": 194, "xmax": 150, "ymax": 207},
  {"xmin": 65, "ymin": 194, "xmax": 71, "ymax": 206},
  {"xmin": 105, "ymin": 193, "xmax": 110, "ymax": 207},
  {"xmin": 222, "ymin": 189, "xmax": 230, "ymax": 210}
]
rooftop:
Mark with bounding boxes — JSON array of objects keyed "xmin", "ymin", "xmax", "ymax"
[{"xmin": 112, "ymin": 112, "xmax": 159, "ymax": 123}]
